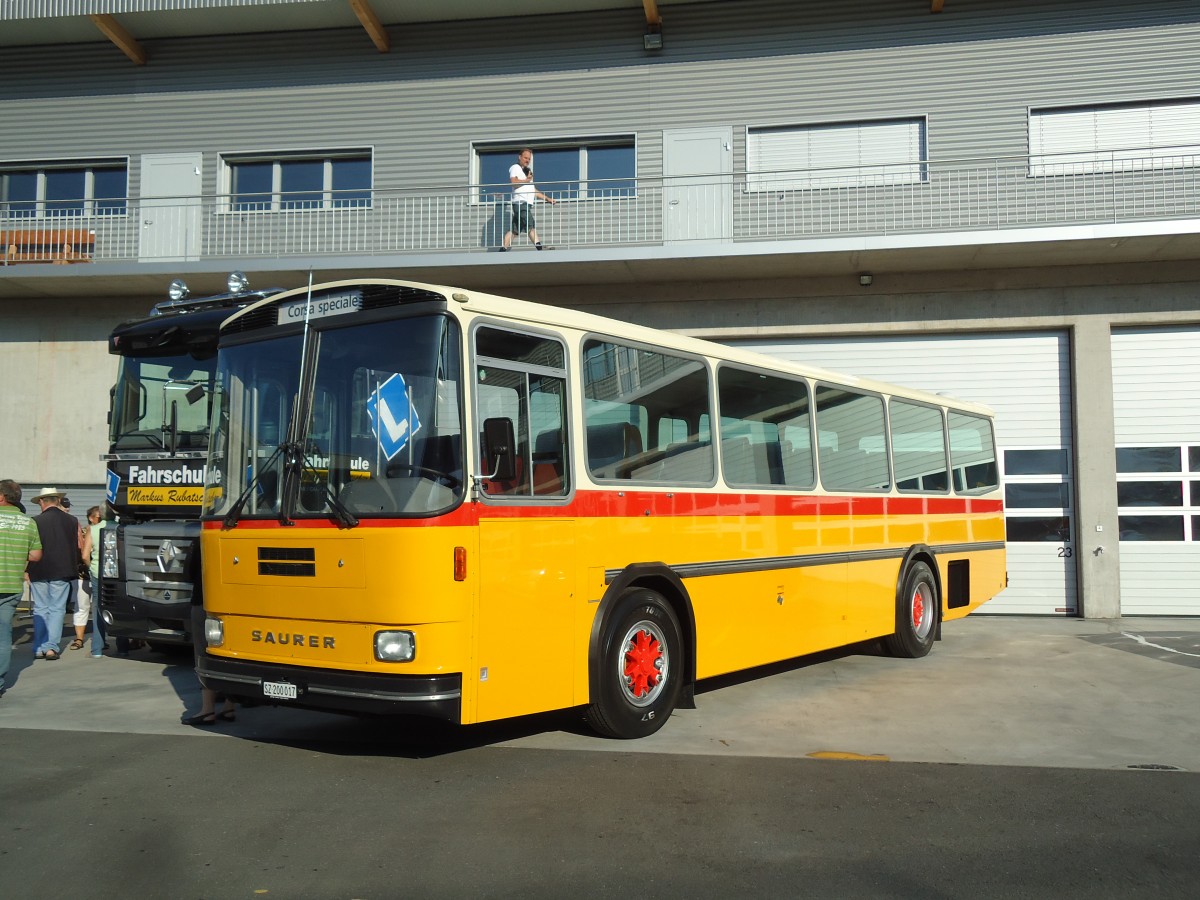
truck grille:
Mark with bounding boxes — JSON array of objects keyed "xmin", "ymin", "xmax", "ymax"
[{"xmin": 121, "ymin": 521, "xmax": 200, "ymax": 604}]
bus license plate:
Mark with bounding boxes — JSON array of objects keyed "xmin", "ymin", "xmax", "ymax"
[{"xmin": 263, "ymin": 681, "xmax": 298, "ymax": 700}]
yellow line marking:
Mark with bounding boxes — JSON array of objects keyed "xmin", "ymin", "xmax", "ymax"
[{"xmin": 807, "ymin": 751, "xmax": 890, "ymax": 762}]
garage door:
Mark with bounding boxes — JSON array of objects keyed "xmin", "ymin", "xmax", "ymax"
[
  {"xmin": 1112, "ymin": 326, "xmax": 1200, "ymax": 615},
  {"xmin": 730, "ymin": 332, "xmax": 1075, "ymax": 615}
]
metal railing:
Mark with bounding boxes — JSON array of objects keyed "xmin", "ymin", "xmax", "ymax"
[{"xmin": 3, "ymin": 150, "xmax": 1198, "ymax": 265}]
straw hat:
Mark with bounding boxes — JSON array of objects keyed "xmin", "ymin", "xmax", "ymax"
[{"xmin": 32, "ymin": 487, "xmax": 66, "ymax": 503}]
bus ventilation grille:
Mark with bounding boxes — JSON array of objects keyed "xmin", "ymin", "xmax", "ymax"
[
  {"xmin": 258, "ymin": 546, "xmax": 316, "ymax": 577},
  {"xmin": 223, "ymin": 306, "xmax": 277, "ymax": 334},
  {"xmin": 360, "ymin": 284, "xmax": 446, "ymax": 310}
]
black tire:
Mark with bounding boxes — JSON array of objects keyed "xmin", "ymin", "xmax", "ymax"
[
  {"xmin": 586, "ymin": 588, "xmax": 683, "ymax": 739},
  {"xmin": 884, "ymin": 560, "xmax": 938, "ymax": 659}
]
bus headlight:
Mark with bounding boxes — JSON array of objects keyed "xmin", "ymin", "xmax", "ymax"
[
  {"xmin": 101, "ymin": 528, "xmax": 119, "ymax": 578},
  {"xmin": 204, "ymin": 616, "xmax": 224, "ymax": 648},
  {"xmin": 375, "ymin": 631, "xmax": 415, "ymax": 662}
]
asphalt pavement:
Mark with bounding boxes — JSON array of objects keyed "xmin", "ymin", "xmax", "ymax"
[
  {"xmin": 3, "ymin": 613, "xmax": 1199, "ymax": 770},
  {"xmin": 2, "ymin": 614, "xmax": 1199, "ymax": 899}
]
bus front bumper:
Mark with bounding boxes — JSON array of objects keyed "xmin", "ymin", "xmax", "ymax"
[{"xmin": 196, "ymin": 653, "xmax": 462, "ymax": 722}]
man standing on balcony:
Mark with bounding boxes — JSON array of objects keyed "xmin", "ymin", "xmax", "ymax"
[{"xmin": 500, "ymin": 148, "xmax": 556, "ymax": 252}]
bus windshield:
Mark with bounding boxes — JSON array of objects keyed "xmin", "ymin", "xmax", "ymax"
[
  {"xmin": 204, "ymin": 313, "xmax": 464, "ymax": 521},
  {"xmin": 110, "ymin": 353, "xmax": 214, "ymax": 453}
]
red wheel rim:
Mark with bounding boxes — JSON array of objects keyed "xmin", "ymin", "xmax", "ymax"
[
  {"xmin": 620, "ymin": 621, "xmax": 668, "ymax": 707},
  {"xmin": 911, "ymin": 582, "xmax": 934, "ymax": 639}
]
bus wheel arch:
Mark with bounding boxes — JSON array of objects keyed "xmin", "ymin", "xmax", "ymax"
[
  {"xmin": 885, "ymin": 546, "xmax": 941, "ymax": 659},
  {"xmin": 586, "ymin": 564, "xmax": 695, "ymax": 738}
]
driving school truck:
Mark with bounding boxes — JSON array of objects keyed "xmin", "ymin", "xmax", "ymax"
[{"xmin": 98, "ymin": 273, "xmax": 281, "ymax": 650}]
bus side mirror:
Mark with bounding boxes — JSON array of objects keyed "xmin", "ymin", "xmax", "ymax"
[{"xmin": 482, "ymin": 417, "xmax": 516, "ymax": 481}]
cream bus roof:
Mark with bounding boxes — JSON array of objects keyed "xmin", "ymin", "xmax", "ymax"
[{"xmin": 223, "ymin": 278, "xmax": 996, "ymax": 419}]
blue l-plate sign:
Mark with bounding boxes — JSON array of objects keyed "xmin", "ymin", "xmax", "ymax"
[{"xmin": 366, "ymin": 373, "xmax": 421, "ymax": 461}]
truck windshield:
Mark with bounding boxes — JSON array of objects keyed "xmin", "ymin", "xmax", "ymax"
[
  {"xmin": 204, "ymin": 313, "xmax": 464, "ymax": 520},
  {"xmin": 110, "ymin": 353, "xmax": 214, "ymax": 453}
]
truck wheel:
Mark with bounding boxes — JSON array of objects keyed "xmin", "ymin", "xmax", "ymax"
[
  {"xmin": 587, "ymin": 588, "xmax": 683, "ymax": 739},
  {"xmin": 884, "ymin": 560, "xmax": 938, "ymax": 659}
]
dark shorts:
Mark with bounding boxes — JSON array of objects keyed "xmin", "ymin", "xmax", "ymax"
[{"xmin": 510, "ymin": 202, "xmax": 535, "ymax": 234}]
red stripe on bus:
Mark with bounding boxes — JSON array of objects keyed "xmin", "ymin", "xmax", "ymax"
[{"xmin": 202, "ymin": 491, "xmax": 1002, "ymax": 530}]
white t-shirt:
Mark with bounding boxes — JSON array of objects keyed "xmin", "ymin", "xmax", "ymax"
[{"xmin": 510, "ymin": 163, "xmax": 536, "ymax": 204}]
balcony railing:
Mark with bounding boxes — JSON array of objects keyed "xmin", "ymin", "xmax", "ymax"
[{"xmin": 3, "ymin": 150, "xmax": 1198, "ymax": 265}]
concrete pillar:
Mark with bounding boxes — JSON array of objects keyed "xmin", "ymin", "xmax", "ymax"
[{"xmin": 1069, "ymin": 318, "xmax": 1121, "ymax": 618}]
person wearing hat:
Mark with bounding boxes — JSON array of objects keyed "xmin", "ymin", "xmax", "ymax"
[
  {"xmin": 26, "ymin": 487, "xmax": 84, "ymax": 661},
  {"xmin": 1, "ymin": 480, "xmax": 42, "ymax": 697}
]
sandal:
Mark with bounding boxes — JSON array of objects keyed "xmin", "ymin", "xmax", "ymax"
[
  {"xmin": 69, "ymin": 639, "xmax": 85, "ymax": 650},
  {"xmin": 43, "ymin": 650, "xmax": 60, "ymax": 661},
  {"xmin": 217, "ymin": 710, "xmax": 236, "ymax": 722},
  {"xmin": 182, "ymin": 712, "xmax": 217, "ymax": 727}
]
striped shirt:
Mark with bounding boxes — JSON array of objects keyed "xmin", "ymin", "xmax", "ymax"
[{"xmin": 0, "ymin": 505, "xmax": 41, "ymax": 595}]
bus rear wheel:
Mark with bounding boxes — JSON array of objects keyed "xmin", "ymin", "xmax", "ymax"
[
  {"xmin": 884, "ymin": 560, "xmax": 938, "ymax": 659},
  {"xmin": 587, "ymin": 588, "xmax": 683, "ymax": 739}
]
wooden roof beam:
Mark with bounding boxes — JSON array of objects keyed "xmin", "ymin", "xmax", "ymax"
[
  {"xmin": 643, "ymin": 1, "xmax": 662, "ymax": 28},
  {"xmin": 89, "ymin": 14, "xmax": 146, "ymax": 66},
  {"xmin": 931, "ymin": 1, "xmax": 945, "ymax": 12},
  {"xmin": 348, "ymin": 0, "xmax": 390, "ymax": 53}
]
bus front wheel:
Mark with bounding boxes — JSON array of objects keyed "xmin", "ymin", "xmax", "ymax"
[
  {"xmin": 587, "ymin": 589, "xmax": 683, "ymax": 739},
  {"xmin": 884, "ymin": 560, "xmax": 938, "ymax": 659}
]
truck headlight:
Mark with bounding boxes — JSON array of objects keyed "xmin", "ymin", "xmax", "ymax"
[
  {"xmin": 375, "ymin": 630, "xmax": 415, "ymax": 662},
  {"xmin": 204, "ymin": 616, "xmax": 224, "ymax": 648},
  {"xmin": 101, "ymin": 528, "xmax": 119, "ymax": 578}
]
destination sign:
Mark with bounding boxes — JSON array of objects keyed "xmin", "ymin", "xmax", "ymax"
[{"xmin": 278, "ymin": 291, "xmax": 363, "ymax": 325}]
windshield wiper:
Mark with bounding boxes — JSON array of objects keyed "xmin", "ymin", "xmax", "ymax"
[
  {"xmin": 222, "ymin": 442, "xmax": 287, "ymax": 528},
  {"xmin": 274, "ymin": 442, "xmax": 359, "ymax": 529},
  {"xmin": 294, "ymin": 448, "xmax": 359, "ymax": 529}
]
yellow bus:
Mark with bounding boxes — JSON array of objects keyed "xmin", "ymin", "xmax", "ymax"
[{"xmin": 198, "ymin": 279, "xmax": 1005, "ymax": 738}]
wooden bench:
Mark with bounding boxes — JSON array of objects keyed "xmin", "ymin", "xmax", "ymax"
[{"xmin": 1, "ymin": 228, "xmax": 95, "ymax": 264}]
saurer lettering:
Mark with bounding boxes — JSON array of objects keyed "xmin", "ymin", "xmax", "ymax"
[{"xmin": 251, "ymin": 631, "xmax": 335, "ymax": 649}]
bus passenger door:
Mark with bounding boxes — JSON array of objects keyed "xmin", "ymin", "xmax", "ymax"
[
  {"xmin": 470, "ymin": 324, "xmax": 577, "ymax": 723},
  {"xmin": 475, "ymin": 519, "xmax": 577, "ymax": 722}
]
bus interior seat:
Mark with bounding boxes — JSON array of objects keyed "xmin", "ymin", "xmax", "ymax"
[
  {"xmin": 721, "ymin": 437, "xmax": 776, "ymax": 485},
  {"xmin": 532, "ymin": 428, "xmax": 565, "ymax": 494},
  {"xmin": 893, "ymin": 451, "xmax": 949, "ymax": 492},
  {"xmin": 587, "ymin": 422, "xmax": 642, "ymax": 478},
  {"xmin": 627, "ymin": 440, "xmax": 710, "ymax": 482},
  {"xmin": 821, "ymin": 449, "xmax": 890, "ymax": 491},
  {"xmin": 780, "ymin": 441, "xmax": 815, "ymax": 486}
]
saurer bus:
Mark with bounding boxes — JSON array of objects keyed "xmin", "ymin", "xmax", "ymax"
[{"xmin": 197, "ymin": 279, "xmax": 1005, "ymax": 738}]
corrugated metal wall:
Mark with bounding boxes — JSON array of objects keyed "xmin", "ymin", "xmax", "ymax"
[
  {"xmin": 1112, "ymin": 326, "xmax": 1200, "ymax": 615},
  {"xmin": 2, "ymin": 0, "xmax": 1198, "ymax": 198}
]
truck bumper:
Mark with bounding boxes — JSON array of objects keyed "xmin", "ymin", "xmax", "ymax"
[{"xmin": 99, "ymin": 587, "xmax": 191, "ymax": 646}]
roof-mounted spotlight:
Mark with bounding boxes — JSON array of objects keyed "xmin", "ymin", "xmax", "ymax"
[
  {"xmin": 227, "ymin": 271, "xmax": 250, "ymax": 294},
  {"xmin": 167, "ymin": 279, "xmax": 190, "ymax": 301},
  {"xmin": 643, "ymin": 26, "xmax": 663, "ymax": 51}
]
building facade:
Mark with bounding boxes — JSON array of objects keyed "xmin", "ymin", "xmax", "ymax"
[{"xmin": 2, "ymin": 0, "xmax": 1199, "ymax": 617}]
